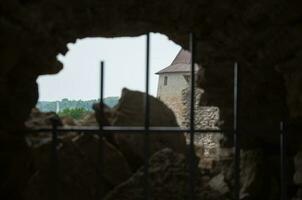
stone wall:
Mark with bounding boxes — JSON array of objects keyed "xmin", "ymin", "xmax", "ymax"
[
  {"xmin": 1, "ymin": 0, "xmax": 302, "ymax": 134},
  {"xmin": 159, "ymin": 95, "xmax": 185, "ymax": 126},
  {"xmin": 181, "ymin": 87, "xmax": 223, "ymax": 168}
]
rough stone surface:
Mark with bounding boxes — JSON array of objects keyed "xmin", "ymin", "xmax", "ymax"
[
  {"xmin": 25, "ymin": 134, "xmax": 132, "ymax": 200},
  {"xmin": 78, "ymin": 112, "xmax": 98, "ymax": 126},
  {"xmin": 104, "ymin": 148, "xmax": 225, "ymax": 200},
  {"xmin": 24, "ymin": 108, "xmax": 79, "ymax": 147},
  {"xmin": 0, "ymin": 0, "xmax": 301, "ymax": 142},
  {"xmin": 61, "ymin": 116, "xmax": 77, "ymax": 126},
  {"xmin": 1, "ymin": 1, "xmax": 302, "ymax": 199},
  {"xmin": 294, "ymin": 151, "xmax": 302, "ymax": 185},
  {"xmin": 160, "ymin": 95, "xmax": 185, "ymax": 126},
  {"xmin": 0, "ymin": 132, "xmax": 32, "ymax": 200},
  {"xmin": 293, "ymin": 188, "xmax": 302, "ymax": 200},
  {"xmin": 25, "ymin": 108, "xmax": 63, "ymax": 147},
  {"xmin": 111, "ymin": 88, "xmax": 187, "ymax": 170},
  {"xmin": 182, "ymin": 87, "xmax": 223, "ymax": 168},
  {"xmin": 218, "ymin": 149, "xmax": 279, "ymax": 200},
  {"xmin": 208, "ymin": 173, "xmax": 229, "ymax": 195},
  {"xmin": 25, "ymin": 108, "xmax": 62, "ymax": 128}
]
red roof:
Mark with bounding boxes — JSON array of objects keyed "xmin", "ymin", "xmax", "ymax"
[{"xmin": 156, "ymin": 49, "xmax": 198, "ymax": 74}]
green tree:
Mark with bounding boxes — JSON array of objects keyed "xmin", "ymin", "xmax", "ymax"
[{"xmin": 58, "ymin": 108, "xmax": 89, "ymax": 120}]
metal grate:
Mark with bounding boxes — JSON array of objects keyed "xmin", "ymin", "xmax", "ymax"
[{"xmin": 26, "ymin": 33, "xmax": 288, "ymax": 200}]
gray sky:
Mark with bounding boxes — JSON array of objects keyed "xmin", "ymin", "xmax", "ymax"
[{"xmin": 37, "ymin": 33, "xmax": 181, "ymax": 101}]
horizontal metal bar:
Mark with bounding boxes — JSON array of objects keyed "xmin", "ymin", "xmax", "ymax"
[
  {"xmin": 22, "ymin": 126, "xmax": 302, "ymax": 134},
  {"xmin": 23, "ymin": 126, "xmax": 230, "ymax": 133}
]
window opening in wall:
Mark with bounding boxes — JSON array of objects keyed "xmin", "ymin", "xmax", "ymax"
[
  {"xmin": 164, "ymin": 76, "xmax": 168, "ymax": 86},
  {"xmin": 27, "ymin": 33, "xmax": 181, "ymax": 148},
  {"xmin": 34, "ymin": 33, "xmax": 180, "ymax": 123},
  {"xmin": 183, "ymin": 75, "xmax": 190, "ymax": 83},
  {"xmin": 22, "ymin": 32, "xmax": 291, "ymax": 200}
]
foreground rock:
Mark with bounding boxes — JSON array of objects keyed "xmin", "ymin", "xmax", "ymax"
[
  {"xmin": 294, "ymin": 151, "xmax": 302, "ymax": 186},
  {"xmin": 109, "ymin": 88, "xmax": 187, "ymax": 171},
  {"xmin": 78, "ymin": 112, "xmax": 98, "ymax": 126},
  {"xmin": 0, "ymin": 131, "xmax": 32, "ymax": 200},
  {"xmin": 25, "ymin": 108, "xmax": 62, "ymax": 128},
  {"xmin": 25, "ymin": 134, "xmax": 132, "ymax": 200},
  {"xmin": 293, "ymin": 151, "xmax": 302, "ymax": 199},
  {"xmin": 25, "ymin": 108, "xmax": 78, "ymax": 147},
  {"xmin": 209, "ymin": 149, "xmax": 280, "ymax": 200},
  {"xmin": 104, "ymin": 148, "xmax": 224, "ymax": 200},
  {"xmin": 25, "ymin": 108, "xmax": 63, "ymax": 147},
  {"xmin": 1, "ymin": 2, "xmax": 302, "ymax": 198}
]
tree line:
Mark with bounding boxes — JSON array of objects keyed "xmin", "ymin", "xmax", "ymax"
[{"xmin": 37, "ymin": 97, "xmax": 119, "ymax": 113}]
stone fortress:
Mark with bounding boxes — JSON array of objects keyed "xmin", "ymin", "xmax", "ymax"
[{"xmin": 156, "ymin": 49, "xmax": 223, "ymax": 165}]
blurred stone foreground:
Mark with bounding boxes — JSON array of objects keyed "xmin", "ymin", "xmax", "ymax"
[
  {"xmin": 19, "ymin": 89, "xmax": 284, "ymax": 200},
  {"xmin": 23, "ymin": 88, "xmax": 191, "ymax": 200}
]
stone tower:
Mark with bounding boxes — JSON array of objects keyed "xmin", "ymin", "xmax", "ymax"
[{"xmin": 156, "ymin": 49, "xmax": 197, "ymax": 125}]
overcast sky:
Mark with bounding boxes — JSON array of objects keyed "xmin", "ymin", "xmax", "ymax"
[{"xmin": 37, "ymin": 33, "xmax": 181, "ymax": 101}]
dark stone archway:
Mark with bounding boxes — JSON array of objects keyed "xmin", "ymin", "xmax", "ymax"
[
  {"xmin": 1, "ymin": 0, "xmax": 302, "ymax": 198},
  {"xmin": 1, "ymin": 0, "xmax": 301, "ymax": 132}
]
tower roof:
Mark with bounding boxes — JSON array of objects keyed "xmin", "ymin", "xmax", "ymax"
[
  {"xmin": 170, "ymin": 49, "xmax": 191, "ymax": 65},
  {"xmin": 155, "ymin": 49, "xmax": 198, "ymax": 74}
]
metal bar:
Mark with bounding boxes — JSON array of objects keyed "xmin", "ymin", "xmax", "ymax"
[
  {"xmin": 144, "ymin": 32, "xmax": 151, "ymax": 200},
  {"xmin": 50, "ymin": 120, "xmax": 59, "ymax": 200},
  {"xmin": 100, "ymin": 61, "xmax": 105, "ymax": 105},
  {"xmin": 25, "ymin": 126, "xmax": 231, "ymax": 133},
  {"xmin": 189, "ymin": 32, "xmax": 196, "ymax": 200},
  {"xmin": 233, "ymin": 62, "xmax": 240, "ymax": 200},
  {"xmin": 27, "ymin": 127, "xmax": 290, "ymax": 134},
  {"xmin": 280, "ymin": 121, "xmax": 287, "ymax": 200},
  {"xmin": 96, "ymin": 61, "xmax": 105, "ymax": 200}
]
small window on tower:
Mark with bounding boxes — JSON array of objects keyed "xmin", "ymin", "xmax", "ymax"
[
  {"xmin": 164, "ymin": 76, "xmax": 168, "ymax": 86},
  {"xmin": 183, "ymin": 75, "xmax": 190, "ymax": 83}
]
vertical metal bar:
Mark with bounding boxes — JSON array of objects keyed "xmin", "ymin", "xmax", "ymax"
[
  {"xmin": 144, "ymin": 33, "xmax": 150, "ymax": 200},
  {"xmin": 50, "ymin": 120, "xmax": 59, "ymax": 200},
  {"xmin": 189, "ymin": 32, "xmax": 195, "ymax": 200},
  {"xmin": 100, "ymin": 61, "xmax": 104, "ymax": 105},
  {"xmin": 280, "ymin": 121, "xmax": 287, "ymax": 200},
  {"xmin": 233, "ymin": 62, "xmax": 240, "ymax": 200},
  {"xmin": 96, "ymin": 61, "xmax": 105, "ymax": 200}
]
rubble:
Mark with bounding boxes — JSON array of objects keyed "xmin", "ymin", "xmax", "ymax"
[
  {"xmin": 25, "ymin": 135, "xmax": 132, "ymax": 200},
  {"xmin": 104, "ymin": 148, "xmax": 225, "ymax": 200},
  {"xmin": 106, "ymin": 88, "xmax": 187, "ymax": 171}
]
